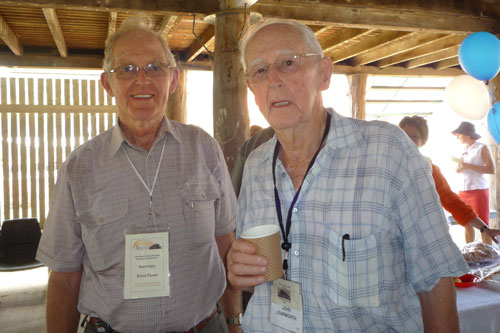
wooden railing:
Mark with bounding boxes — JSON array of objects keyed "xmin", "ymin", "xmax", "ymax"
[{"xmin": 0, "ymin": 74, "xmax": 116, "ymax": 227}]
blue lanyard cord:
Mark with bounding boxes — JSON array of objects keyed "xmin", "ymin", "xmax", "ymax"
[{"xmin": 272, "ymin": 112, "xmax": 331, "ymax": 274}]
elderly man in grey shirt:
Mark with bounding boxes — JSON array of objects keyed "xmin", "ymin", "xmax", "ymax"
[{"xmin": 37, "ymin": 15, "xmax": 242, "ymax": 333}]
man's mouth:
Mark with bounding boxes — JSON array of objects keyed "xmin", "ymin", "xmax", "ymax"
[
  {"xmin": 272, "ymin": 101, "xmax": 290, "ymax": 107},
  {"xmin": 132, "ymin": 94, "xmax": 153, "ymax": 98}
]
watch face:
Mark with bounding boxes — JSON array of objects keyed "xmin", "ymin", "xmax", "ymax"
[{"xmin": 227, "ymin": 313, "xmax": 242, "ymax": 325}]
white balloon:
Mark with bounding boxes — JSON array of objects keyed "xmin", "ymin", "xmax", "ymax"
[{"xmin": 445, "ymin": 75, "xmax": 491, "ymax": 120}]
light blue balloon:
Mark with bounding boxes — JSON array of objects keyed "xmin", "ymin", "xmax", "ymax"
[
  {"xmin": 459, "ymin": 32, "xmax": 500, "ymax": 81},
  {"xmin": 487, "ymin": 102, "xmax": 500, "ymax": 144}
]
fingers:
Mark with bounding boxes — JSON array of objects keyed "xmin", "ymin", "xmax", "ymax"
[{"xmin": 227, "ymin": 239, "xmax": 269, "ymax": 290}]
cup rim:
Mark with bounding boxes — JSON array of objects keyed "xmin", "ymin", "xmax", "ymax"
[{"xmin": 240, "ymin": 224, "xmax": 280, "ymax": 239}]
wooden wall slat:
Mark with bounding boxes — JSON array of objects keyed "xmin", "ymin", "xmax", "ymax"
[
  {"xmin": 98, "ymin": 82, "xmax": 105, "ymax": 106},
  {"xmin": 20, "ymin": 112, "xmax": 28, "ymax": 217},
  {"xmin": 1, "ymin": 78, "xmax": 7, "ymax": 104},
  {"xmin": 82, "ymin": 80, "xmax": 89, "ymax": 106},
  {"xmin": 55, "ymin": 79, "xmax": 61, "ymax": 106},
  {"xmin": 38, "ymin": 112, "xmax": 46, "ymax": 227},
  {"xmin": 47, "ymin": 79, "xmax": 54, "ymax": 106},
  {"xmin": 47, "ymin": 113, "xmax": 55, "ymax": 200},
  {"xmin": 28, "ymin": 78, "xmax": 35, "ymax": 106},
  {"xmin": 2, "ymin": 112, "xmax": 10, "ymax": 220},
  {"xmin": 56, "ymin": 113, "xmax": 63, "ymax": 170},
  {"xmin": 11, "ymin": 113, "xmax": 19, "ymax": 218},
  {"xmin": 9, "ymin": 78, "xmax": 16, "ymax": 105},
  {"xmin": 29, "ymin": 112, "xmax": 37, "ymax": 219}
]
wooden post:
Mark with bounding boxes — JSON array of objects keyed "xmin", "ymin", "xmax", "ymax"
[
  {"xmin": 167, "ymin": 68, "xmax": 187, "ymax": 123},
  {"xmin": 213, "ymin": 10, "xmax": 249, "ymax": 172},
  {"xmin": 347, "ymin": 74, "xmax": 367, "ymax": 120},
  {"xmin": 489, "ymin": 76, "xmax": 500, "ymax": 229}
]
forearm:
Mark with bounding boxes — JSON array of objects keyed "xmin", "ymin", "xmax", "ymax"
[
  {"xmin": 219, "ymin": 285, "xmax": 242, "ymax": 319},
  {"xmin": 417, "ymin": 277, "xmax": 459, "ymax": 333},
  {"xmin": 463, "ymin": 162, "xmax": 494, "ymax": 174},
  {"xmin": 46, "ymin": 267, "xmax": 83, "ymax": 333}
]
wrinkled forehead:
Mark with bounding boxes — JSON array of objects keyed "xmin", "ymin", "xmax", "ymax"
[
  {"xmin": 112, "ymin": 30, "xmax": 166, "ymax": 64},
  {"xmin": 245, "ymin": 24, "xmax": 307, "ymax": 63}
]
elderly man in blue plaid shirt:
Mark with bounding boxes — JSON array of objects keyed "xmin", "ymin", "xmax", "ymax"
[{"xmin": 227, "ymin": 18, "xmax": 469, "ymax": 332}]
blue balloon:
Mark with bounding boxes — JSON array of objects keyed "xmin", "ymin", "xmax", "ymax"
[
  {"xmin": 459, "ymin": 32, "xmax": 500, "ymax": 81},
  {"xmin": 487, "ymin": 102, "xmax": 500, "ymax": 144}
]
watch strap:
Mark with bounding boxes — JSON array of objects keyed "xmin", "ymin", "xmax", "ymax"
[{"xmin": 226, "ymin": 313, "xmax": 243, "ymax": 326}]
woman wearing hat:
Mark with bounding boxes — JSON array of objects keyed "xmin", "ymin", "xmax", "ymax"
[{"xmin": 452, "ymin": 121, "xmax": 495, "ymax": 244}]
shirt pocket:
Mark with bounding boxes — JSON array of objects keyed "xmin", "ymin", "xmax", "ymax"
[
  {"xmin": 79, "ymin": 192, "xmax": 129, "ymax": 272},
  {"xmin": 324, "ymin": 229, "xmax": 381, "ymax": 307},
  {"xmin": 182, "ymin": 181, "xmax": 222, "ymax": 249}
]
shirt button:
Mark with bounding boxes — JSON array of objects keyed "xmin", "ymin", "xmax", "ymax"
[
  {"xmin": 281, "ymin": 172, "xmax": 286, "ymax": 177},
  {"xmin": 202, "ymin": 193, "xmax": 207, "ymax": 199},
  {"xmin": 294, "ymin": 250, "xmax": 300, "ymax": 256},
  {"xmin": 292, "ymin": 208, "xmax": 298, "ymax": 213},
  {"xmin": 156, "ymin": 212, "xmax": 161, "ymax": 218}
]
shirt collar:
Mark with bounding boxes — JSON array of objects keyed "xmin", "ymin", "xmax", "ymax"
[
  {"xmin": 109, "ymin": 116, "xmax": 177, "ymax": 157},
  {"xmin": 261, "ymin": 108, "xmax": 363, "ymax": 162}
]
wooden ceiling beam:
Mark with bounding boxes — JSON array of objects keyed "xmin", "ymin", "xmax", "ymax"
[
  {"xmin": 0, "ymin": 0, "xmax": 220, "ymax": 16},
  {"xmin": 404, "ymin": 46, "xmax": 459, "ymax": 69},
  {"xmin": 320, "ymin": 28, "xmax": 371, "ymax": 54},
  {"xmin": 159, "ymin": 15, "xmax": 183, "ymax": 40},
  {"xmin": 0, "ymin": 14, "xmax": 23, "ymax": 56},
  {"xmin": 183, "ymin": 25, "xmax": 215, "ymax": 62},
  {"xmin": 252, "ymin": 1, "xmax": 499, "ymax": 34},
  {"xmin": 333, "ymin": 64, "xmax": 464, "ymax": 77},
  {"xmin": 0, "ymin": 51, "xmax": 102, "ymax": 68},
  {"xmin": 376, "ymin": 35, "xmax": 465, "ymax": 68},
  {"xmin": 328, "ymin": 31, "xmax": 411, "ymax": 63},
  {"xmin": 433, "ymin": 57, "xmax": 460, "ymax": 70},
  {"xmin": 350, "ymin": 32, "xmax": 448, "ymax": 66},
  {"xmin": 42, "ymin": 7, "xmax": 67, "ymax": 57},
  {"xmin": 107, "ymin": 11, "xmax": 118, "ymax": 42}
]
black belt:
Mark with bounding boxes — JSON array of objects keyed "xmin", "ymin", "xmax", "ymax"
[{"xmin": 83, "ymin": 306, "xmax": 218, "ymax": 333}]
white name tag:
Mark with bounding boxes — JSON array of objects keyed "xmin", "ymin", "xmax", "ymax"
[
  {"xmin": 270, "ymin": 278, "xmax": 303, "ymax": 333},
  {"xmin": 124, "ymin": 232, "xmax": 170, "ymax": 299}
]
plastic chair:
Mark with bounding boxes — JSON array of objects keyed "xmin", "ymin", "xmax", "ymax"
[{"xmin": 0, "ymin": 218, "xmax": 44, "ymax": 271}]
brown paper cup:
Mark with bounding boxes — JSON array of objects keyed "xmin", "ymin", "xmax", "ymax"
[{"xmin": 241, "ymin": 224, "xmax": 283, "ymax": 281}]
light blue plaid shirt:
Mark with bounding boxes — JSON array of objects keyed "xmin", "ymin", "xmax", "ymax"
[{"xmin": 237, "ymin": 109, "xmax": 468, "ymax": 332}]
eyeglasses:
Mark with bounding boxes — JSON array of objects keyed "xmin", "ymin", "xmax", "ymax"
[
  {"xmin": 245, "ymin": 53, "xmax": 321, "ymax": 83},
  {"xmin": 108, "ymin": 63, "xmax": 172, "ymax": 79}
]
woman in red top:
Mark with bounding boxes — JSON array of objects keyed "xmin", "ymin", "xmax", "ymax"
[{"xmin": 399, "ymin": 116, "xmax": 500, "ymax": 244}]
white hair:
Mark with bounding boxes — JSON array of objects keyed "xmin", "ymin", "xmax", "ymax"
[
  {"xmin": 239, "ymin": 18, "xmax": 323, "ymax": 72},
  {"xmin": 103, "ymin": 15, "xmax": 176, "ymax": 72}
]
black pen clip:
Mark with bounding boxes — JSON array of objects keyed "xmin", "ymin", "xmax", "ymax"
[{"xmin": 342, "ymin": 234, "xmax": 350, "ymax": 262}]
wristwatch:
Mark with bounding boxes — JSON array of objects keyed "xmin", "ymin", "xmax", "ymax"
[{"xmin": 226, "ymin": 313, "xmax": 243, "ymax": 326}]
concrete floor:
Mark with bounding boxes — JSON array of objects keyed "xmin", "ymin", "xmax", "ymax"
[{"xmin": 0, "ymin": 224, "xmax": 494, "ymax": 333}]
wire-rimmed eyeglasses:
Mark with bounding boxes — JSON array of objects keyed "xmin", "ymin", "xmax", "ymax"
[
  {"xmin": 108, "ymin": 63, "xmax": 172, "ymax": 79},
  {"xmin": 245, "ymin": 53, "xmax": 321, "ymax": 83}
]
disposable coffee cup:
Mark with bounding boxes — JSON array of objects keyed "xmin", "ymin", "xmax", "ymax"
[{"xmin": 240, "ymin": 224, "xmax": 283, "ymax": 281}]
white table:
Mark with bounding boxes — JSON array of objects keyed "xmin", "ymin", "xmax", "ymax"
[{"xmin": 457, "ymin": 281, "xmax": 500, "ymax": 333}]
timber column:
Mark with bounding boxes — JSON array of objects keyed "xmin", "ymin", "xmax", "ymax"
[
  {"xmin": 213, "ymin": 8, "xmax": 249, "ymax": 172},
  {"xmin": 489, "ymin": 76, "xmax": 500, "ymax": 229}
]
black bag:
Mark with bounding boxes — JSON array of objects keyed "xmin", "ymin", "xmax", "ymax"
[{"xmin": 0, "ymin": 218, "xmax": 41, "ymax": 264}]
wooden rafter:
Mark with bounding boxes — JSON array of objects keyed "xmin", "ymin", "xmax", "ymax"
[
  {"xmin": 376, "ymin": 35, "xmax": 465, "ymax": 68},
  {"xmin": 320, "ymin": 28, "xmax": 371, "ymax": 54},
  {"xmin": 405, "ymin": 46, "xmax": 459, "ymax": 69},
  {"xmin": 0, "ymin": 14, "xmax": 22, "ymax": 55},
  {"xmin": 42, "ymin": 7, "xmax": 67, "ymax": 57},
  {"xmin": 350, "ymin": 32, "xmax": 448, "ymax": 66},
  {"xmin": 107, "ymin": 11, "xmax": 117, "ymax": 42},
  {"xmin": 328, "ymin": 31, "xmax": 411, "ymax": 63},
  {"xmin": 158, "ymin": 15, "xmax": 183, "ymax": 40},
  {"xmin": 183, "ymin": 25, "xmax": 214, "ymax": 62},
  {"xmin": 434, "ymin": 57, "xmax": 460, "ymax": 70}
]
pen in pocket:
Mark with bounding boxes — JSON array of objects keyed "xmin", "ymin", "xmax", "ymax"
[{"xmin": 342, "ymin": 233, "xmax": 350, "ymax": 262}]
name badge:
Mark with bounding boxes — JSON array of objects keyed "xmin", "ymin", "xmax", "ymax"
[
  {"xmin": 124, "ymin": 232, "xmax": 170, "ymax": 299},
  {"xmin": 270, "ymin": 278, "xmax": 303, "ymax": 333}
]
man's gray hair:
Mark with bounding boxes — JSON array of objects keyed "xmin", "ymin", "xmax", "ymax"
[
  {"xmin": 103, "ymin": 15, "xmax": 177, "ymax": 72},
  {"xmin": 239, "ymin": 18, "xmax": 323, "ymax": 72}
]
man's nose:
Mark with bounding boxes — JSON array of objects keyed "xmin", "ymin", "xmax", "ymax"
[
  {"xmin": 135, "ymin": 67, "xmax": 150, "ymax": 84},
  {"xmin": 266, "ymin": 64, "xmax": 282, "ymax": 85}
]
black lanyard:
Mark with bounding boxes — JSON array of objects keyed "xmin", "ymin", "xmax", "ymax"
[{"xmin": 272, "ymin": 112, "xmax": 331, "ymax": 277}]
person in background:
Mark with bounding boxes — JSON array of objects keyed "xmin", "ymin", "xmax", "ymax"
[
  {"xmin": 249, "ymin": 124, "xmax": 264, "ymax": 137},
  {"xmin": 452, "ymin": 121, "xmax": 495, "ymax": 245},
  {"xmin": 227, "ymin": 18, "xmax": 468, "ymax": 332},
  {"xmin": 36, "ymin": 15, "xmax": 241, "ymax": 333},
  {"xmin": 399, "ymin": 116, "xmax": 500, "ymax": 244}
]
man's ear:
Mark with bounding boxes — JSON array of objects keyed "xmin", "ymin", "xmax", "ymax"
[
  {"xmin": 318, "ymin": 56, "xmax": 333, "ymax": 91},
  {"xmin": 168, "ymin": 68, "xmax": 180, "ymax": 94},
  {"xmin": 100, "ymin": 72, "xmax": 114, "ymax": 97}
]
